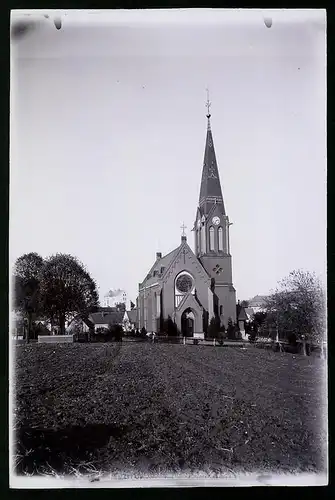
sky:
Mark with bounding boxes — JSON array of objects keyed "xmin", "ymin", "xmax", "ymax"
[{"xmin": 10, "ymin": 9, "xmax": 326, "ymax": 305}]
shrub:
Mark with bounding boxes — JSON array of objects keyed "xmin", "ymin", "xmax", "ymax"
[
  {"xmin": 161, "ymin": 316, "xmax": 180, "ymax": 336},
  {"xmin": 140, "ymin": 326, "xmax": 147, "ymax": 338},
  {"xmin": 227, "ymin": 318, "xmax": 236, "ymax": 340},
  {"xmin": 208, "ymin": 316, "xmax": 221, "ymax": 339},
  {"xmin": 107, "ymin": 323, "xmax": 123, "ymax": 342}
]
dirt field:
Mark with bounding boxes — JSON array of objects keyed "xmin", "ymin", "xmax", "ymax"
[{"xmin": 12, "ymin": 342, "xmax": 327, "ymax": 477}]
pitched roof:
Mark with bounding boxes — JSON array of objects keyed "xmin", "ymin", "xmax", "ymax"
[
  {"xmin": 89, "ymin": 311, "xmax": 124, "ymax": 325},
  {"xmin": 244, "ymin": 307, "xmax": 255, "ymax": 318},
  {"xmin": 140, "ymin": 246, "xmax": 180, "ymax": 288},
  {"xmin": 126, "ymin": 309, "xmax": 137, "ymax": 323},
  {"xmin": 198, "ymin": 115, "xmax": 226, "ymax": 216},
  {"xmin": 237, "ymin": 308, "xmax": 248, "ymax": 321},
  {"xmin": 249, "ymin": 295, "xmax": 268, "ymax": 307}
]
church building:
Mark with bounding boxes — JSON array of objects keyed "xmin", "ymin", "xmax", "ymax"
[{"xmin": 137, "ymin": 97, "xmax": 236, "ymax": 338}]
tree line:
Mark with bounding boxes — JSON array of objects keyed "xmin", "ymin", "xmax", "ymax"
[
  {"xmin": 240, "ymin": 269, "xmax": 326, "ymax": 347},
  {"xmin": 13, "ymin": 252, "xmax": 99, "ymax": 341}
]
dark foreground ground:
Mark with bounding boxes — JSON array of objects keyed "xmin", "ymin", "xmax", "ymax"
[{"xmin": 13, "ymin": 343, "xmax": 327, "ymax": 477}]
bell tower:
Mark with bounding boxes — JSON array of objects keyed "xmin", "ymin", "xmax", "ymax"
[{"xmin": 193, "ymin": 90, "xmax": 236, "ymax": 326}]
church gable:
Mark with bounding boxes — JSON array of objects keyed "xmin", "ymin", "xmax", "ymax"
[
  {"xmin": 176, "ymin": 290, "xmax": 204, "ymax": 314},
  {"xmin": 162, "ymin": 242, "xmax": 211, "ymax": 287}
]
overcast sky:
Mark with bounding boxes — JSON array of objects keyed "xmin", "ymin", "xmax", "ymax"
[{"xmin": 10, "ymin": 9, "xmax": 326, "ymax": 304}]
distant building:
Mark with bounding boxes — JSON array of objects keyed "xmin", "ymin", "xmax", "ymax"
[
  {"xmin": 248, "ymin": 295, "xmax": 268, "ymax": 313},
  {"xmin": 87, "ymin": 311, "xmax": 124, "ymax": 332},
  {"xmin": 102, "ymin": 289, "xmax": 131, "ymax": 310}
]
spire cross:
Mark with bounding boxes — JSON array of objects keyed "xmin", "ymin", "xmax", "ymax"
[
  {"xmin": 180, "ymin": 222, "xmax": 187, "ymax": 236},
  {"xmin": 205, "ymin": 88, "xmax": 211, "ymax": 117}
]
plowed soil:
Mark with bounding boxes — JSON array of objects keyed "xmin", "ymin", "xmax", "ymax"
[{"xmin": 12, "ymin": 343, "xmax": 327, "ymax": 477}]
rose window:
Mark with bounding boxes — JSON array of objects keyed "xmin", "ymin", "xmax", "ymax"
[{"xmin": 176, "ymin": 274, "xmax": 193, "ymax": 294}]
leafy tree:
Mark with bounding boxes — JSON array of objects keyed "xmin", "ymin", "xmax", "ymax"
[
  {"xmin": 115, "ymin": 302, "xmax": 126, "ymax": 312},
  {"xmin": 12, "ymin": 252, "xmax": 45, "ymax": 343},
  {"xmin": 227, "ymin": 317, "xmax": 238, "ymax": 340},
  {"xmin": 39, "ymin": 253, "xmax": 99, "ymax": 335},
  {"xmin": 264, "ymin": 269, "xmax": 326, "ymax": 345},
  {"xmin": 113, "ymin": 324, "xmax": 123, "ymax": 342},
  {"xmin": 246, "ymin": 312, "xmax": 267, "ymax": 343},
  {"xmin": 240, "ymin": 300, "xmax": 249, "ymax": 308},
  {"xmin": 253, "ymin": 311, "xmax": 267, "ymax": 330}
]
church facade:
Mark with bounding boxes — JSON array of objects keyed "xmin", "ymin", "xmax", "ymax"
[{"xmin": 137, "ymin": 101, "xmax": 236, "ymax": 338}]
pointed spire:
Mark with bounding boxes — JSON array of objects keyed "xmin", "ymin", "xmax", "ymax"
[{"xmin": 198, "ymin": 91, "xmax": 225, "ymax": 215}]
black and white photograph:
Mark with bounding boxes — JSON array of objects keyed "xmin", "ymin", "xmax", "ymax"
[{"xmin": 9, "ymin": 9, "xmax": 327, "ymax": 488}]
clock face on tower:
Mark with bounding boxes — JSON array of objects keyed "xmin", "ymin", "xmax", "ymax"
[{"xmin": 212, "ymin": 216, "xmax": 220, "ymax": 226}]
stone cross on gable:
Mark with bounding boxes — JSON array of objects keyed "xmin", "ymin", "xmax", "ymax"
[{"xmin": 180, "ymin": 223, "xmax": 187, "ymax": 236}]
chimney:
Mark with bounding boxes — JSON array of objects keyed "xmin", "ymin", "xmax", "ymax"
[{"xmin": 156, "ymin": 252, "xmax": 162, "ymax": 260}]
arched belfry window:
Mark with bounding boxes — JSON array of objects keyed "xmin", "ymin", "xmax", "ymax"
[
  {"xmin": 209, "ymin": 226, "xmax": 215, "ymax": 251},
  {"xmin": 218, "ymin": 227, "xmax": 223, "ymax": 252}
]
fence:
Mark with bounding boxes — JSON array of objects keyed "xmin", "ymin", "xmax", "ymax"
[{"xmin": 255, "ymin": 335, "xmax": 326, "ymax": 357}]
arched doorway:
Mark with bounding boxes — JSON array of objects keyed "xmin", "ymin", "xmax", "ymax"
[{"xmin": 181, "ymin": 308, "xmax": 195, "ymax": 337}]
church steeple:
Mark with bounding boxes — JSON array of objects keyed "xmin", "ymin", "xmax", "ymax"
[{"xmin": 198, "ymin": 90, "xmax": 225, "ymax": 216}]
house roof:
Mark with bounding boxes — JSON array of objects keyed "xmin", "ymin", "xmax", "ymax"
[
  {"xmin": 98, "ymin": 306, "xmax": 118, "ymax": 313},
  {"xmin": 35, "ymin": 322, "xmax": 51, "ymax": 334},
  {"xmin": 126, "ymin": 309, "xmax": 137, "ymax": 323},
  {"xmin": 237, "ymin": 308, "xmax": 248, "ymax": 321},
  {"xmin": 238, "ymin": 307, "xmax": 255, "ymax": 321},
  {"xmin": 249, "ymin": 295, "xmax": 268, "ymax": 307},
  {"xmin": 244, "ymin": 307, "xmax": 255, "ymax": 318},
  {"xmin": 89, "ymin": 311, "xmax": 124, "ymax": 325}
]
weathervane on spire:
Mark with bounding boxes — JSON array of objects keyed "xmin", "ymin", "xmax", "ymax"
[{"xmin": 206, "ymin": 88, "xmax": 211, "ymax": 118}]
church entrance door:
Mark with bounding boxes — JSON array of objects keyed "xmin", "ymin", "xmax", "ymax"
[{"xmin": 181, "ymin": 308, "xmax": 195, "ymax": 337}]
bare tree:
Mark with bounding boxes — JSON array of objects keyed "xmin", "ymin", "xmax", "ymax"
[{"xmin": 264, "ymin": 269, "xmax": 326, "ymax": 355}]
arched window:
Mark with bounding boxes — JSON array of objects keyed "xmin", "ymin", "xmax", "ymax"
[
  {"xmin": 218, "ymin": 226, "xmax": 223, "ymax": 251},
  {"xmin": 201, "ymin": 225, "xmax": 206, "ymax": 253},
  {"xmin": 209, "ymin": 226, "xmax": 215, "ymax": 251}
]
